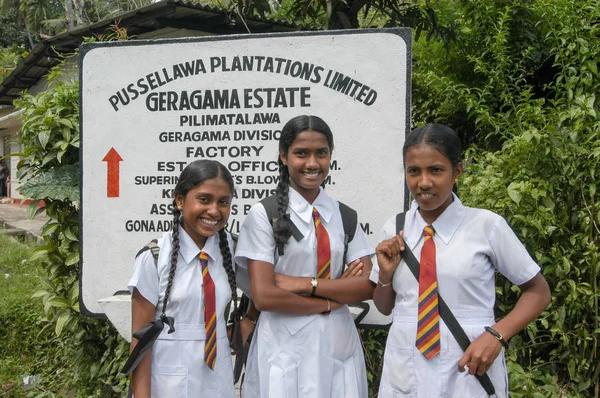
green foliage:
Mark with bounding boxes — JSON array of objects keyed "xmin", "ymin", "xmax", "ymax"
[
  {"xmin": 0, "ymin": 10, "xmax": 31, "ymax": 47},
  {"xmin": 410, "ymin": 0, "xmax": 600, "ymax": 395},
  {"xmin": 360, "ymin": 328, "xmax": 388, "ymax": 397},
  {"xmin": 14, "ymin": 68, "xmax": 129, "ymax": 395},
  {"xmin": 0, "ymin": 44, "xmax": 26, "ymax": 81}
]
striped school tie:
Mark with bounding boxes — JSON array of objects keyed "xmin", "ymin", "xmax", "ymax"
[
  {"xmin": 200, "ymin": 252, "xmax": 217, "ymax": 370},
  {"xmin": 416, "ymin": 225, "xmax": 441, "ymax": 359},
  {"xmin": 312, "ymin": 208, "xmax": 331, "ymax": 280}
]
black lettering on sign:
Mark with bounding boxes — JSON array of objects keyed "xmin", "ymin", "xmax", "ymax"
[
  {"xmin": 241, "ymin": 188, "xmax": 277, "ymax": 199},
  {"xmin": 330, "ymin": 160, "xmax": 339, "ymax": 171},
  {"xmin": 233, "ymin": 130, "xmax": 281, "ymax": 141},
  {"xmin": 322, "ymin": 175, "xmax": 333, "ymax": 185},
  {"xmin": 162, "ymin": 189, "xmax": 174, "ymax": 199},
  {"xmin": 150, "ymin": 203, "xmax": 176, "ymax": 215},
  {"xmin": 125, "ymin": 219, "xmax": 173, "ymax": 232},
  {"xmin": 243, "ymin": 87, "xmax": 311, "ymax": 108},
  {"xmin": 225, "ymin": 218, "xmax": 241, "ymax": 234},
  {"xmin": 244, "ymin": 204, "xmax": 252, "ymax": 215},
  {"xmin": 185, "ymin": 146, "xmax": 264, "ymax": 158},
  {"xmin": 245, "ymin": 174, "xmax": 280, "ymax": 184},
  {"xmin": 157, "ymin": 161, "xmax": 187, "ymax": 172},
  {"xmin": 179, "ymin": 112, "xmax": 280, "ymax": 126},
  {"xmin": 135, "ymin": 175, "xmax": 179, "ymax": 185},
  {"xmin": 231, "ymin": 204, "xmax": 238, "ymax": 216},
  {"xmin": 229, "ymin": 161, "xmax": 279, "ymax": 173},
  {"xmin": 159, "ymin": 131, "xmax": 230, "ymax": 142},
  {"xmin": 322, "ymin": 70, "xmax": 378, "ymax": 105},
  {"xmin": 360, "ymin": 222, "xmax": 372, "ymax": 235}
]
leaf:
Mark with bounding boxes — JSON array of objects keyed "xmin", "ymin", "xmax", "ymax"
[
  {"xmin": 63, "ymin": 228, "xmax": 79, "ymax": 242},
  {"xmin": 507, "ymin": 183, "xmax": 521, "ymax": 205},
  {"xmin": 55, "ymin": 312, "xmax": 72, "ymax": 337},
  {"xmin": 18, "ymin": 164, "xmax": 80, "ymax": 202},
  {"xmin": 65, "ymin": 251, "xmax": 79, "ymax": 266}
]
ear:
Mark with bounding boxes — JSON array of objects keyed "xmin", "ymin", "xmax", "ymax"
[
  {"xmin": 175, "ymin": 193, "xmax": 184, "ymax": 210},
  {"xmin": 454, "ymin": 162, "xmax": 463, "ymax": 181},
  {"xmin": 279, "ymin": 149, "xmax": 288, "ymax": 166}
]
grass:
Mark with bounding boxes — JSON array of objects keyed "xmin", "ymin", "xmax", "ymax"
[{"xmin": 0, "ymin": 231, "xmax": 76, "ymax": 397}]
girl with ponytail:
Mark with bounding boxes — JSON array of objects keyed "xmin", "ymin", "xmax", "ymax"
[
  {"xmin": 128, "ymin": 159, "xmax": 238, "ymax": 398},
  {"xmin": 235, "ymin": 115, "xmax": 375, "ymax": 398}
]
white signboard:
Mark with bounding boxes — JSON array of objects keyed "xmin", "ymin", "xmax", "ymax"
[{"xmin": 80, "ymin": 29, "xmax": 411, "ymax": 325}]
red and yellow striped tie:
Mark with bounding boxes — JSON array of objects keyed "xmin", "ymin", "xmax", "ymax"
[
  {"xmin": 416, "ymin": 225, "xmax": 440, "ymax": 359},
  {"xmin": 200, "ymin": 252, "xmax": 217, "ymax": 370},
  {"xmin": 312, "ymin": 208, "xmax": 331, "ymax": 280}
]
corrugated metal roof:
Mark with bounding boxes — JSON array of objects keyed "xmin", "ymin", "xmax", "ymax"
[{"xmin": 0, "ymin": 0, "xmax": 308, "ymax": 105}]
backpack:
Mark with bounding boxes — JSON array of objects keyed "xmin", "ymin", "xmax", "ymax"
[
  {"xmin": 136, "ymin": 239, "xmax": 160, "ymax": 265},
  {"xmin": 259, "ymin": 195, "xmax": 358, "ymax": 266}
]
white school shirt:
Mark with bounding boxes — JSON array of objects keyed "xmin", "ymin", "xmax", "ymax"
[
  {"xmin": 235, "ymin": 187, "xmax": 374, "ymax": 398},
  {"xmin": 370, "ymin": 195, "xmax": 540, "ymax": 398},
  {"xmin": 128, "ymin": 226, "xmax": 236, "ymax": 398}
]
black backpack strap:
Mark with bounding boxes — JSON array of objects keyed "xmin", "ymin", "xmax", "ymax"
[
  {"xmin": 338, "ymin": 201, "xmax": 357, "ymax": 265},
  {"xmin": 260, "ymin": 196, "xmax": 304, "ymax": 255},
  {"xmin": 135, "ymin": 239, "xmax": 159, "ymax": 266},
  {"xmin": 400, "ymin": 233, "xmax": 497, "ymax": 397},
  {"xmin": 396, "ymin": 212, "xmax": 406, "ymax": 235}
]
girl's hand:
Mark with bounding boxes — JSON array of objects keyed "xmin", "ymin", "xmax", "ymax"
[
  {"xmin": 376, "ymin": 232, "xmax": 405, "ymax": 283},
  {"xmin": 341, "ymin": 259, "xmax": 364, "ymax": 278},
  {"xmin": 457, "ymin": 331, "xmax": 503, "ymax": 376}
]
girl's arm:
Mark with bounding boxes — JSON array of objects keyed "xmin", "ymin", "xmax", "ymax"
[
  {"xmin": 249, "ymin": 259, "xmax": 343, "ymax": 314},
  {"xmin": 130, "ymin": 288, "xmax": 156, "ymax": 398},
  {"xmin": 458, "ymin": 273, "xmax": 551, "ymax": 376},
  {"xmin": 273, "ymin": 255, "xmax": 375, "ymax": 304},
  {"xmin": 372, "ymin": 234, "xmax": 405, "ymax": 315}
]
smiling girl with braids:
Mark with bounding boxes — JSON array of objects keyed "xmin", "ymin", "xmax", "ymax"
[
  {"xmin": 128, "ymin": 159, "xmax": 238, "ymax": 398},
  {"xmin": 235, "ymin": 115, "xmax": 375, "ymax": 398}
]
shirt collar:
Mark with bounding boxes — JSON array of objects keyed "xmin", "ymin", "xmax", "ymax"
[
  {"xmin": 288, "ymin": 186, "xmax": 334, "ymax": 225},
  {"xmin": 404, "ymin": 193, "xmax": 465, "ymax": 247},
  {"xmin": 178, "ymin": 225, "xmax": 220, "ymax": 265}
]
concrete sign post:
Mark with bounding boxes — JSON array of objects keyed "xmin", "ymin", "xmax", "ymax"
[{"xmin": 80, "ymin": 29, "xmax": 411, "ymax": 337}]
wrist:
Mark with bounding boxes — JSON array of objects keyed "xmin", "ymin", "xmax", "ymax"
[
  {"xmin": 378, "ymin": 271, "xmax": 394, "ymax": 285},
  {"xmin": 484, "ymin": 326, "xmax": 509, "ymax": 349},
  {"xmin": 310, "ymin": 277, "xmax": 318, "ymax": 296}
]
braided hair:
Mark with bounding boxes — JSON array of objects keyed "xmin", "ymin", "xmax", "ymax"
[
  {"xmin": 161, "ymin": 160, "xmax": 237, "ymax": 319},
  {"xmin": 272, "ymin": 115, "xmax": 334, "ymax": 252}
]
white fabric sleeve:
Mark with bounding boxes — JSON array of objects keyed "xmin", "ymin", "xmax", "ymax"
[
  {"xmin": 369, "ymin": 215, "xmax": 397, "ymax": 284},
  {"xmin": 127, "ymin": 249, "xmax": 160, "ymax": 307},
  {"xmin": 234, "ymin": 203, "xmax": 277, "ymax": 269},
  {"xmin": 345, "ymin": 221, "xmax": 375, "ymax": 264},
  {"xmin": 488, "ymin": 215, "xmax": 541, "ymax": 285}
]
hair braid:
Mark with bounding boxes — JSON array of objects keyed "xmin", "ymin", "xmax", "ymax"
[
  {"xmin": 161, "ymin": 203, "xmax": 181, "ymax": 316},
  {"xmin": 218, "ymin": 229, "xmax": 237, "ymax": 315},
  {"xmin": 273, "ymin": 163, "xmax": 293, "ymax": 250}
]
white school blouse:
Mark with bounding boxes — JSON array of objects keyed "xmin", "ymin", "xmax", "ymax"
[
  {"xmin": 235, "ymin": 187, "xmax": 374, "ymax": 398},
  {"xmin": 128, "ymin": 226, "xmax": 236, "ymax": 398},
  {"xmin": 370, "ymin": 195, "xmax": 541, "ymax": 398}
]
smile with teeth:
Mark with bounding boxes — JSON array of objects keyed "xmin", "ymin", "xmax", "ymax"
[
  {"xmin": 303, "ymin": 171, "xmax": 321, "ymax": 178},
  {"xmin": 419, "ymin": 193, "xmax": 434, "ymax": 199},
  {"xmin": 200, "ymin": 218, "xmax": 219, "ymax": 226}
]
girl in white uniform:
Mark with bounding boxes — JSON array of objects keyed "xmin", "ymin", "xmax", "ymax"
[
  {"xmin": 128, "ymin": 160, "xmax": 237, "ymax": 398},
  {"xmin": 235, "ymin": 115, "xmax": 375, "ymax": 398},
  {"xmin": 373, "ymin": 124, "xmax": 551, "ymax": 397}
]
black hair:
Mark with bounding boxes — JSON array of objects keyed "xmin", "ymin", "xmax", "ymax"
[
  {"xmin": 403, "ymin": 123, "xmax": 462, "ymax": 169},
  {"xmin": 273, "ymin": 115, "xmax": 334, "ymax": 251},
  {"xmin": 161, "ymin": 159, "xmax": 237, "ymax": 320}
]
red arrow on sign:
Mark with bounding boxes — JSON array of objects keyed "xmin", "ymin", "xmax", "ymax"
[{"xmin": 102, "ymin": 148, "xmax": 123, "ymax": 198}]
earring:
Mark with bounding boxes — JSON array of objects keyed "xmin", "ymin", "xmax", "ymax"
[
  {"xmin": 454, "ymin": 179, "xmax": 458, "ymax": 184},
  {"xmin": 177, "ymin": 205, "xmax": 182, "ymax": 211}
]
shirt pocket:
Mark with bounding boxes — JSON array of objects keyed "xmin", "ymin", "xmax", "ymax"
[
  {"xmin": 151, "ymin": 364, "xmax": 188, "ymax": 398},
  {"xmin": 383, "ymin": 324, "xmax": 418, "ymax": 397},
  {"xmin": 268, "ymin": 362, "xmax": 298, "ymax": 398}
]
